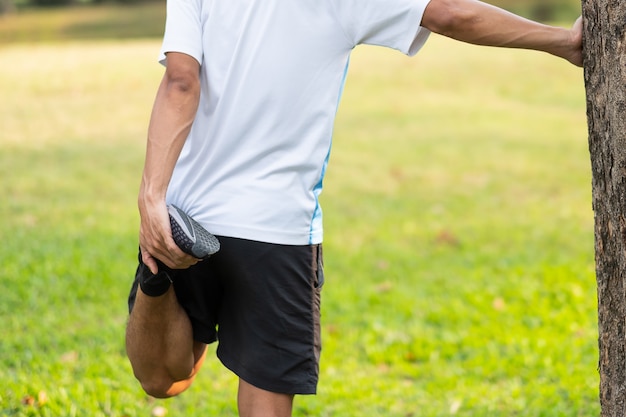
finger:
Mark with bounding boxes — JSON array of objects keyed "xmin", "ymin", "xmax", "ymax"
[
  {"xmin": 141, "ymin": 249, "xmax": 159, "ymax": 275},
  {"xmin": 166, "ymin": 249, "xmax": 201, "ymax": 269}
]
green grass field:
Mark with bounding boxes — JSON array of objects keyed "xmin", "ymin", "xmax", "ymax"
[
  {"xmin": 0, "ymin": 3, "xmax": 166, "ymax": 43},
  {"xmin": 0, "ymin": 6, "xmax": 597, "ymax": 417}
]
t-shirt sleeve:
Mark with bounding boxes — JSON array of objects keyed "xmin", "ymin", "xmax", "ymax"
[
  {"xmin": 158, "ymin": 0, "xmax": 204, "ymax": 66},
  {"xmin": 333, "ymin": 0, "xmax": 432, "ymax": 56}
]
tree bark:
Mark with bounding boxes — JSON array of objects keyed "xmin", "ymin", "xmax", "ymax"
[{"xmin": 583, "ymin": 0, "xmax": 626, "ymax": 415}]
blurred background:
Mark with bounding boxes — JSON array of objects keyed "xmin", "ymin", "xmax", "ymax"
[{"xmin": 0, "ymin": 0, "xmax": 582, "ymax": 25}]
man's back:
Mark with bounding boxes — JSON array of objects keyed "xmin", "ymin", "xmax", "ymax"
[{"xmin": 163, "ymin": 0, "xmax": 431, "ymax": 245}]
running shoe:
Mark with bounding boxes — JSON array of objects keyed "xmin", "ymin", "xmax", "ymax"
[{"xmin": 168, "ymin": 204, "xmax": 220, "ymax": 259}]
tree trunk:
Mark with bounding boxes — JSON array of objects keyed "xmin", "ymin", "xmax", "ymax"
[{"xmin": 583, "ymin": 0, "xmax": 626, "ymax": 415}]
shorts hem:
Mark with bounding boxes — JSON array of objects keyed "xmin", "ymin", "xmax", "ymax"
[{"xmin": 218, "ymin": 351, "xmax": 318, "ymax": 395}]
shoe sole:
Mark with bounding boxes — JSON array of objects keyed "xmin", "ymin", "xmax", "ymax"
[{"xmin": 168, "ymin": 204, "xmax": 220, "ymax": 259}]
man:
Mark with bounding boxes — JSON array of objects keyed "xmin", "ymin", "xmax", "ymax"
[{"xmin": 126, "ymin": 0, "xmax": 583, "ymax": 415}]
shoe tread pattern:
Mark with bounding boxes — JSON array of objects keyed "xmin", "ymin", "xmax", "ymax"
[
  {"xmin": 169, "ymin": 208, "xmax": 220, "ymax": 259},
  {"xmin": 187, "ymin": 215, "xmax": 220, "ymax": 258}
]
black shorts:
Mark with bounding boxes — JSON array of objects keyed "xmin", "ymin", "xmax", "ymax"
[{"xmin": 128, "ymin": 236, "xmax": 324, "ymax": 395}]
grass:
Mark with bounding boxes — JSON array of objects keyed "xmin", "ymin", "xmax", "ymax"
[
  {"xmin": 0, "ymin": 2, "xmax": 166, "ymax": 44},
  {"xmin": 0, "ymin": 8, "xmax": 596, "ymax": 417}
]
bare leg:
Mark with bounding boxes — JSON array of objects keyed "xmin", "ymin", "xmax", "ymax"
[
  {"xmin": 126, "ymin": 286, "xmax": 207, "ymax": 398},
  {"xmin": 237, "ymin": 378, "xmax": 294, "ymax": 417}
]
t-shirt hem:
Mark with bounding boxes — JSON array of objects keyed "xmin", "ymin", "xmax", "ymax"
[
  {"xmin": 203, "ymin": 223, "xmax": 323, "ymax": 246},
  {"xmin": 158, "ymin": 42, "xmax": 203, "ymax": 66},
  {"xmin": 405, "ymin": 0, "xmax": 433, "ymax": 56}
]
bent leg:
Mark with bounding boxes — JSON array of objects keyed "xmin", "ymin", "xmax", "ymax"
[
  {"xmin": 237, "ymin": 378, "xmax": 294, "ymax": 417},
  {"xmin": 126, "ymin": 286, "xmax": 207, "ymax": 398}
]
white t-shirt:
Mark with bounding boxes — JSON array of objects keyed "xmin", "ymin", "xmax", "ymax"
[{"xmin": 161, "ymin": 0, "xmax": 432, "ymax": 245}]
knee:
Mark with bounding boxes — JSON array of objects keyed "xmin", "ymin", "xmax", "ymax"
[
  {"xmin": 139, "ymin": 378, "xmax": 176, "ymax": 399},
  {"xmin": 138, "ymin": 375, "xmax": 193, "ymax": 399}
]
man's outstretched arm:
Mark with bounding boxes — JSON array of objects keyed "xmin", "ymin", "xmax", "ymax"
[{"xmin": 421, "ymin": 0, "xmax": 583, "ymax": 66}]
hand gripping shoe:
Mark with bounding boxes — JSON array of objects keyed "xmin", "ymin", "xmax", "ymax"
[{"xmin": 168, "ymin": 204, "xmax": 220, "ymax": 259}]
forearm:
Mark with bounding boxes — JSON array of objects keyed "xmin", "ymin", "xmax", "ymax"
[
  {"xmin": 139, "ymin": 72, "xmax": 200, "ymax": 206},
  {"xmin": 422, "ymin": 0, "xmax": 581, "ymax": 64}
]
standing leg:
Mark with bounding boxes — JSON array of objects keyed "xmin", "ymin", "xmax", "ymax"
[
  {"xmin": 126, "ymin": 286, "xmax": 207, "ymax": 398},
  {"xmin": 237, "ymin": 378, "xmax": 294, "ymax": 417}
]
